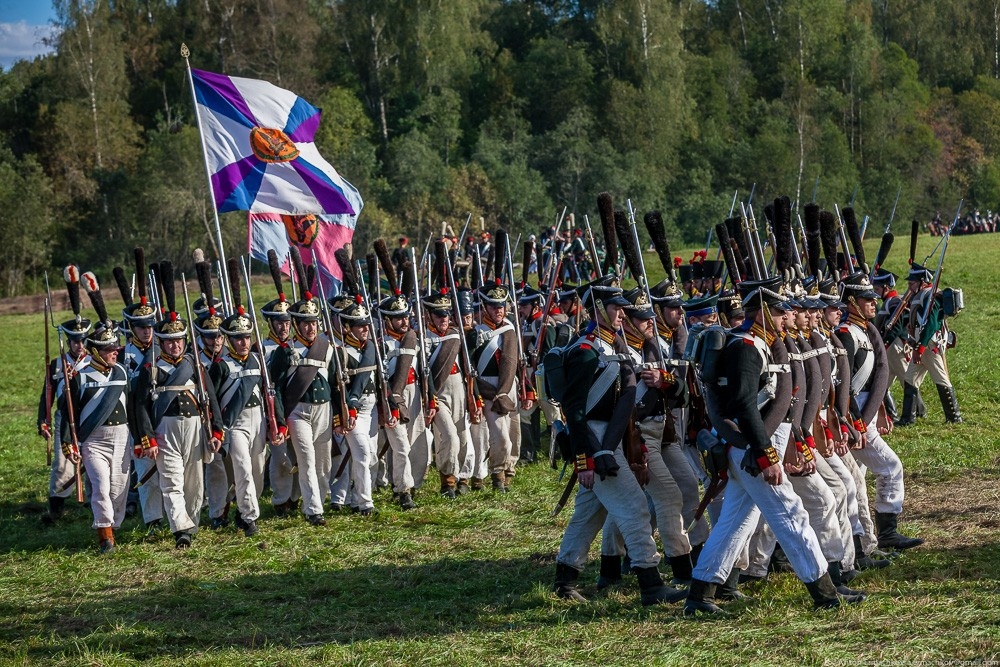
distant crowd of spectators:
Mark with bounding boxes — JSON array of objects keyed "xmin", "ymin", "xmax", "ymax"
[{"xmin": 927, "ymin": 210, "xmax": 1000, "ymax": 235}]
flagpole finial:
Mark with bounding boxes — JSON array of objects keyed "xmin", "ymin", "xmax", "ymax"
[{"xmin": 180, "ymin": 43, "xmax": 190, "ymax": 59}]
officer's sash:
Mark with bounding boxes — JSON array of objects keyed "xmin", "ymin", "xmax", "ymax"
[{"xmin": 283, "ymin": 337, "xmax": 330, "ymax": 417}]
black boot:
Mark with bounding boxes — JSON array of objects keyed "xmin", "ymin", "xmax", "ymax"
[
  {"xmin": 689, "ymin": 543, "xmax": 703, "ymax": 568},
  {"xmin": 875, "ymin": 512, "xmax": 924, "ymax": 550},
  {"xmin": 42, "ymin": 496, "xmax": 65, "ymax": 525},
  {"xmin": 853, "ymin": 534, "xmax": 891, "ymax": 570},
  {"xmin": 716, "ymin": 567, "xmax": 746, "ymax": 601},
  {"xmin": 805, "ymin": 572, "xmax": 865, "ymax": 609},
  {"xmin": 635, "ymin": 566, "xmax": 687, "ymax": 606},
  {"xmin": 554, "ymin": 562, "xmax": 587, "ymax": 602},
  {"xmin": 769, "ymin": 543, "xmax": 794, "ymax": 573},
  {"xmin": 883, "ymin": 392, "xmax": 898, "ymax": 422},
  {"xmin": 668, "ymin": 553, "xmax": 694, "ymax": 585},
  {"xmin": 916, "ymin": 387, "xmax": 927, "ymax": 418},
  {"xmin": 828, "ymin": 561, "xmax": 864, "ymax": 597},
  {"xmin": 937, "ymin": 384, "xmax": 963, "ymax": 423},
  {"xmin": 683, "ymin": 579, "xmax": 723, "ymax": 616},
  {"xmin": 596, "ymin": 555, "xmax": 623, "ymax": 590},
  {"xmin": 894, "ymin": 383, "xmax": 918, "ymax": 426}
]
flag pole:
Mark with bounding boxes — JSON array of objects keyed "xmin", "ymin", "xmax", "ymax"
[{"xmin": 182, "ymin": 43, "xmax": 233, "ymax": 313}]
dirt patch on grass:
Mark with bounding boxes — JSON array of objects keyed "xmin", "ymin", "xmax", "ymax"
[{"xmin": 904, "ymin": 470, "xmax": 1000, "ymax": 551}]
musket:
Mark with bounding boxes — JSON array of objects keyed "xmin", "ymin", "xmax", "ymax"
[
  {"xmin": 42, "ymin": 274, "xmax": 56, "ymax": 466},
  {"xmin": 704, "ymin": 226, "xmax": 714, "ymax": 255},
  {"xmin": 740, "ymin": 203, "xmax": 764, "ymax": 280},
  {"xmin": 239, "ymin": 257, "xmax": 279, "ymax": 445},
  {"xmin": 886, "ymin": 186, "xmax": 902, "ymax": 234},
  {"xmin": 860, "ymin": 215, "xmax": 870, "ymax": 241},
  {"xmin": 746, "ymin": 182, "xmax": 757, "ymax": 208},
  {"xmin": 148, "ymin": 270, "xmax": 162, "ymax": 320},
  {"xmin": 728, "ymin": 189, "xmax": 739, "ymax": 218},
  {"xmin": 582, "ymin": 214, "xmax": 604, "ymax": 278},
  {"xmin": 443, "ymin": 247, "xmax": 482, "ymax": 424},
  {"xmin": 917, "ymin": 200, "xmax": 962, "ymax": 340},
  {"xmin": 355, "ymin": 259, "xmax": 393, "ymax": 428},
  {"xmin": 503, "ymin": 236, "xmax": 530, "ymax": 403},
  {"xmin": 626, "ymin": 199, "xmax": 666, "ymax": 369},
  {"xmin": 811, "ymin": 176, "xmax": 820, "ymax": 203},
  {"xmin": 457, "ymin": 213, "xmax": 473, "ymax": 259},
  {"xmin": 849, "ymin": 185, "xmax": 860, "ymax": 207},
  {"xmin": 833, "ymin": 204, "xmax": 854, "ymax": 274},
  {"xmin": 181, "ymin": 273, "xmax": 217, "ymax": 461},
  {"xmin": 56, "ymin": 316, "xmax": 83, "ymax": 503},
  {"xmin": 531, "ymin": 240, "xmax": 567, "ymax": 373},
  {"xmin": 310, "ymin": 249, "xmax": 351, "ymax": 433},
  {"xmin": 410, "ymin": 248, "xmax": 433, "ymax": 422}
]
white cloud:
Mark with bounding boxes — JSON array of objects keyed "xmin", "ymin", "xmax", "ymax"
[{"xmin": 0, "ymin": 21, "xmax": 59, "ymax": 69}]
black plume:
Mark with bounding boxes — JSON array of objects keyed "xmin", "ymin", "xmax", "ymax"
[
  {"xmin": 334, "ymin": 245, "xmax": 359, "ymax": 294},
  {"xmin": 726, "ymin": 217, "xmax": 750, "ymax": 270},
  {"xmin": 289, "ymin": 246, "xmax": 310, "ymax": 298},
  {"xmin": 597, "ymin": 192, "xmax": 618, "ymax": 275},
  {"xmin": 306, "ymin": 265, "xmax": 317, "ymax": 294},
  {"xmin": 157, "ymin": 260, "xmax": 176, "ymax": 314},
  {"xmin": 267, "ymin": 249, "xmax": 285, "ymax": 300},
  {"xmin": 521, "ymin": 240, "xmax": 533, "ymax": 286},
  {"xmin": 374, "ymin": 239, "xmax": 398, "ymax": 294},
  {"xmin": 484, "ymin": 243, "xmax": 495, "ymax": 281},
  {"xmin": 81, "ymin": 272, "xmax": 109, "ymax": 324},
  {"xmin": 366, "ymin": 253, "xmax": 378, "ymax": 297},
  {"xmin": 730, "ymin": 239, "xmax": 750, "ymax": 285},
  {"xmin": 134, "ymin": 247, "xmax": 148, "ymax": 302},
  {"xmin": 226, "ymin": 257, "xmax": 242, "ymax": 312},
  {"xmin": 909, "ymin": 219, "xmax": 919, "ymax": 265},
  {"xmin": 819, "ymin": 211, "xmax": 840, "ymax": 281},
  {"xmin": 763, "ymin": 203, "xmax": 775, "ymax": 225},
  {"xmin": 433, "ymin": 240, "xmax": 447, "ymax": 291},
  {"xmin": 400, "ymin": 259, "xmax": 415, "ymax": 297},
  {"xmin": 470, "ymin": 247, "xmax": 484, "ymax": 287},
  {"xmin": 493, "ymin": 229, "xmax": 508, "ymax": 283},
  {"xmin": 842, "ymin": 207, "xmax": 867, "ymax": 273},
  {"xmin": 112, "ymin": 266, "xmax": 133, "ymax": 306},
  {"xmin": 195, "ymin": 261, "xmax": 216, "ymax": 314},
  {"xmin": 644, "ymin": 211, "xmax": 676, "ymax": 282},
  {"xmin": 716, "ymin": 223, "xmax": 741, "ymax": 284},
  {"xmin": 615, "ymin": 209, "xmax": 643, "ymax": 284},
  {"xmin": 804, "ymin": 203, "xmax": 822, "ymax": 278},
  {"xmin": 872, "ymin": 232, "xmax": 894, "ymax": 274},
  {"xmin": 774, "ymin": 196, "xmax": 794, "ymax": 276}
]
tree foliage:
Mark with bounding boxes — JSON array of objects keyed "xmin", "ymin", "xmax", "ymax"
[{"xmin": 1, "ymin": 0, "xmax": 999, "ymax": 293}]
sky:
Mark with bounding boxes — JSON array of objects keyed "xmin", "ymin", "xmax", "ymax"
[{"xmin": 0, "ymin": 0, "xmax": 58, "ymax": 70}]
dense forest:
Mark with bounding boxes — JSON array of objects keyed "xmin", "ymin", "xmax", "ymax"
[{"xmin": 2, "ymin": 0, "xmax": 1000, "ymax": 296}]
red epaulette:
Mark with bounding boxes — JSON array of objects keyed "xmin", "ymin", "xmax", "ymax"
[
  {"xmin": 579, "ymin": 343, "xmax": 592, "ymax": 350},
  {"xmin": 743, "ymin": 338, "xmax": 755, "ymax": 345},
  {"xmin": 839, "ymin": 327, "xmax": 849, "ymax": 333}
]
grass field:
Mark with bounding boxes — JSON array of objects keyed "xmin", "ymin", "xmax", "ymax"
[{"xmin": 1, "ymin": 232, "xmax": 999, "ymax": 666}]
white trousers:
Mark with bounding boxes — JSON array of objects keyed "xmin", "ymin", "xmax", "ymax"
[
  {"xmin": 156, "ymin": 415, "xmax": 204, "ymax": 534},
  {"xmin": 288, "ymin": 401, "xmax": 332, "ymax": 517},
  {"xmin": 345, "ymin": 395, "xmax": 378, "ymax": 511},
  {"xmin": 383, "ymin": 382, "xmax": 426, "ymax": 492},
  {"xmin": 432, "ymin": 374, "xmax": 468, "ymax": 478},
  {"xmin": 485, "ymin": 386, "xmax": 516, "ymax": 474},
  {"xmin": 227, "ymin": 406, "xmax": 266, "ymax": 522},
  {"xmin": 82, "ymin": 424, "xmax": 130, "ymax": 529},
  {"xmin": 851, "ymin": 394, "xmax": 905, "ymax": 515}
]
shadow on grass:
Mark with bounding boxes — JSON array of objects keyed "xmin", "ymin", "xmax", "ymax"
[{"xmin": 1, "ymin": 555, "xmax": 564, "ymax": 660}]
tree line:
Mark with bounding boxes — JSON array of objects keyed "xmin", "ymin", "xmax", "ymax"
[{"xmin": 2, "ymin": 0, "xmax": 1000, "ymax": 296}]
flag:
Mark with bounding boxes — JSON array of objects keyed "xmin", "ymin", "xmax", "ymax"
[
  {"xmin": 248, "ymin": 192, "xmax": 360, "ymax": 295},
  {"xmin": 191, "ymin": 68, "xmax": 359, "ymax": 216}
]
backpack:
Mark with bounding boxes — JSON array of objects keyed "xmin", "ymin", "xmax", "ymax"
[
  {"xmin": 542, "ymin": 345, "xmax": 570, "ymax": 403},
  {"xmin": 683, "ymin": 323, "xmax": 728, "ymax": 385}
]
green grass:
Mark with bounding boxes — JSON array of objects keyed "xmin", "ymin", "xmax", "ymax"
[{"xmin": 2, "ymin": 233, "xmax": 1000, "ymax": 665}]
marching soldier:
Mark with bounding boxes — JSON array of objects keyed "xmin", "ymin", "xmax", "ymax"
[
  {"xmin": 685, "ymin": 276, "xmax": 861, "ymax": 614},
  {"xmin": 38, "ymin": 268, "xmax": 91, "ymax": 525},
  {"xmin": 61, "ymin": 273, "xmax": 130, "ymax": 554},
  {"xmin": 901, "ymin": 263, "xmax": 962, "ymax": 423},
  {"xmin": 261, "ymin": 250, "xmax": 299, "ymax": 516},
  {"xmin": 210, "ymin": 274, "xmax": 273, "ymax": 538},
  {"xmin": 552, "ymin": 277, "xmax": 686, "ymax": 606},
  {"xmin": 471, "ymin": 276, "xmax": 519, "ymax": 492},
  {"xmin": 333, "ymin": 296, "xmax": 380, "ymax": 515},
  {"xmin": 457, "ymin": 288, "xmax": 489, "ymax": 489},
  {"xmin": 133, "ymin": 261, "xmax": 224, "ymax": 548},
  {"xmin": 835, "ymin": 271, "xmax": 924, "ymax": 551}
]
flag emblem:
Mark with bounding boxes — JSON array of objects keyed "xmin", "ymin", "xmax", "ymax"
[{"xmin": 250, "ymin": 127, "xmax": 300, "ymax": 163}]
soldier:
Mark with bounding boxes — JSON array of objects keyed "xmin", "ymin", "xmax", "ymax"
[
  {"xmin": 835, "ymin": 272, "xmax": 924, "ymax": 551},
  {"xmin": 873, "ymin": 269, "xmax": 907, "ymax": 423},
  {"xmin": 61, "ymin": 274, "xmax": 130, "ymax": 554},
  {"xmin": 685, "ymin": 276, "xmax": 862, "ymax": 615},
  {"xmin": 901, "ymin": 262, "xmax": 962, "ymax": 424},
  {"xmin": 269, "ymin": 280, "xmax": 335, "ymax": 527},
  {"xmin": 210, "ymin": 274, "xmax": 274, "ymax": 538},
  {"xmin": 552, "ymin": 277, "xmax": 686, "ymax": 606},
  {"xmin": 333, "ymin": 296, "xmax": 380, "ymax": 515},
  {"xmin": 38, "ymin": 268, "xmax": 91, "ymax": 525},
  {"xmin": 261, "ymin": 250, "xmax": 299, "ymax": 517},
  {"xmin": 133, "ymin": 261, "xmax": 223, "ymax": 549},
  {"xmin": 423, "ymin": 288, "xmax": 470, "ymax": 498},
  {"xmin": 471, "ymin": 276, "xmax": 519, "ymax": 492},
  {"xmin": 516, "ymin": 286, "xmax": 548, "ymax": 464},
  {"xmin": 192, "ymin": 269, "xmax": 231, "ymax": 530},
  {"xmin": 120, "ymin": 249, "xmax": 163, "ymax": 532},
  {"xmin": 377, "ymin": 285, "xmax": 423, "ymax": 510},
  {"xmin": 457, "ymin": 288, "xmax": 489, "ymax": 489}
]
